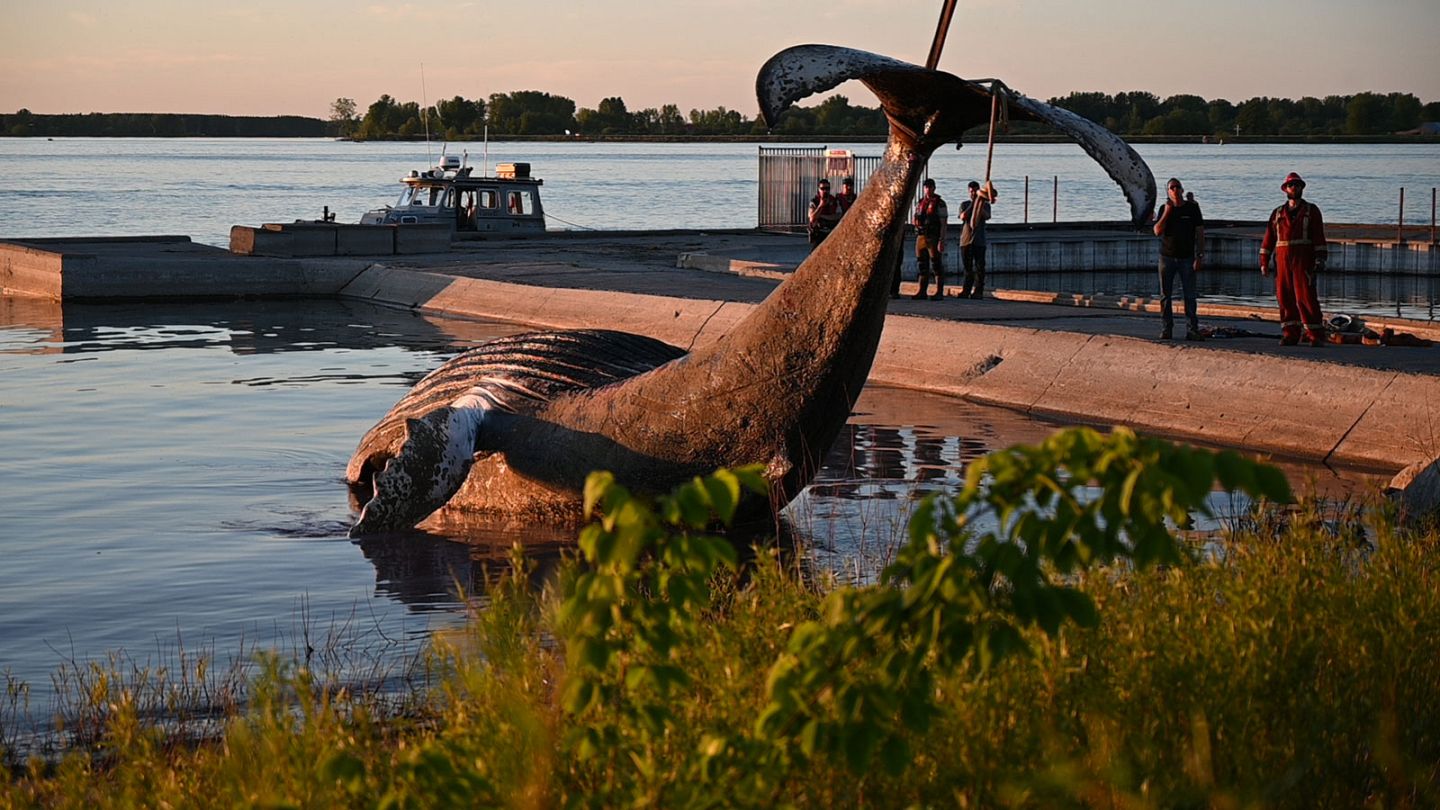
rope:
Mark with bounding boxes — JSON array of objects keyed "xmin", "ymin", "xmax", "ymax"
[{"xmin": 545, "ymin": 214, "xmax": 598, "ymax": 231}]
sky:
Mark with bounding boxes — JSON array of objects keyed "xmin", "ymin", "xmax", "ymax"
[{"xmin": 2, "ymin": 0, "xmax": 1438, "ymax": 118}]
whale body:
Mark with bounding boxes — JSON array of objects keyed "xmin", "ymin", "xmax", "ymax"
[{"xmin": 346, "ymin": 44, "xmax": 1156, "ymax": 535}]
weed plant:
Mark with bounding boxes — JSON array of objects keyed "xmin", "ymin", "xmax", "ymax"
[{"xmin": 3, "ymin": 427, "xmax": 1438, "ymax": 808}]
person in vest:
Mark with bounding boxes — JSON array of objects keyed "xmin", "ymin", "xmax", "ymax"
[
  {"xmin": 807, "ymin": 179, "xmax": 843, "ymax": 251},
  {"xmin": 958, "ymin": 180, "xmax": 993, "ymax": 299},
  {"xmin": 1260, "ymin": 172, "xmax": 1328, "ymax": 346},
  {"xmin": 1152, "ymin": 177, "xmax": 1206, "ymax": 340},
  {"xmin": 836, "ymin": 177, "xmax": 857, "ymax": 214},
  {"xmin": 911, "ymin": 178, "xmax": 948, "ymax": 300}
]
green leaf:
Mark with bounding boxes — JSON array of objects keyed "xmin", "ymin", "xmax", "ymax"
[
  {"xmin": 1254, "ymin": 463, "xmax": 1295, "ymax": 503},
  {"xmin": 799, "ymin": 719, "xmax": 821, "ymax": 757},
  {"xmin": 583, "ymin": 470, "xmax": 617, "ymax": 517},
  {"xmin": 1055, "ymin": 586, "xmax": 1099, "ymax": 628},
  {"xmin": 675, "ymin": 483, "xmax": 711, "ymax": 529},
  {"xmin": 705, "ymin": 470, "xmax": 742, "ymax": 524},
  {"xmin": 562, "ymin": 678, "xmax": 597, "ymax": 715},
  {"xmin": 732, "ymin": 464, "xmax": 770, "ymax": 495}
]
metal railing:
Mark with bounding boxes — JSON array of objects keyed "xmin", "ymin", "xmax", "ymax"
[{"xmin": 757, "ymin": 146, "xmax": 899, "ymax": 232}]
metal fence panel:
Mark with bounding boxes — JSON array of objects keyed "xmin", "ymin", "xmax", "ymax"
[{"xmin": 758, "ymin": 146, "xmax": 920, "ymax": 232}]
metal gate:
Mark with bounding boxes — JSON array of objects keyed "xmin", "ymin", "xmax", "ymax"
[{"xmin": 757, "ymin": 146, "xmax": 902, "ymax": 232}]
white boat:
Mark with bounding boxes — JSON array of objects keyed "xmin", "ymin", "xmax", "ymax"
[{"xmin": 359, "ymin": 155, "xmax": 546, "ymax": 237}]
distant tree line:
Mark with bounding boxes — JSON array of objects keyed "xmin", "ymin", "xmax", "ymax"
[
  {"xmin": 6, "ymin": 90, "xmax": 1438, "ymax": 139},
  {"xmin": 1042, "ymin": 91, "xmax": 1440, "ymax": 137},
  {"xmin": 335, "ymin": 89, "xmax": 1440, "ymax": 140},
  {"xmin": 1, "ymin": 109, "xmax": 326, "ymax": 137}
]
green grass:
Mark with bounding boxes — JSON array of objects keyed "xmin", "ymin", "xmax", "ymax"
[{"xmin": 4, "ymin": 432, "xmax": 1438, "ymax": 808}]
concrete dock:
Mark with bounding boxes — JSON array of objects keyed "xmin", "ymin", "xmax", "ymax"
[{"xmin": 4, "ymin": 230, "xmax": 1439, "ymax": 474}]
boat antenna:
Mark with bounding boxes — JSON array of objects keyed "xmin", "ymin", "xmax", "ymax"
[
  {"xmin": 483, "ymin": 123, "xmax": 489, "ymax": 177},
  {"xmin": 420, "ymin": 61, "xmax": 433, "ymax": 166}
]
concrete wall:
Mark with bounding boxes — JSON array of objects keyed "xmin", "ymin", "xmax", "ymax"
[{"xmin": 0, "ymin": 242, "xmax": 69, "ymax": 299}]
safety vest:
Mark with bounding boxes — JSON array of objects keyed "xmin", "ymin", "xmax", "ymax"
[{"xmin": 1261, "ymin": 202, "xmax": 1327, "ymax": 259}]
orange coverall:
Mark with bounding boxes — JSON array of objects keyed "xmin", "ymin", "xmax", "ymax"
[{"xmin": 1259, "ymin": 201, "xmax": 1327, "ymax": 342}]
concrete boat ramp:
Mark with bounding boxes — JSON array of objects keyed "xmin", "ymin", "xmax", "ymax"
[{"xmin": 4, "ymin": 230, "xmax": 1439, "ymax": 475}]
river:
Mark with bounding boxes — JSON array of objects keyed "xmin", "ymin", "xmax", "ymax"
[{"xmin": 1, "ymin": 138, "xmax": 1437, "ymax": 246}]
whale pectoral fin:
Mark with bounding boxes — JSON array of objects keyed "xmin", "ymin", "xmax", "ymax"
[
  {"xmin": 349, "ymin": 406, "xmax": 481, "ymax": 537},
  {"xmin": 1005, "ymin": 94, "xmax": 1157, "ymax": 225}
]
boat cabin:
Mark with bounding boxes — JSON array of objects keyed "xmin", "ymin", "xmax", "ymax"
[{"xmin": 359, "ymin": 156, "xmax": 546, "ymax": 236}]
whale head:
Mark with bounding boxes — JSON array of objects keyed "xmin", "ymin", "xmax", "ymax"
[{"xmin": 349, "ymin": 405, "xmax": 482, "ymax": 536}]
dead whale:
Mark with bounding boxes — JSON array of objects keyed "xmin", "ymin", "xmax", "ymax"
[{"xmin": 346, "ymin": 44, "xmax": 1157, "ymax": 535}]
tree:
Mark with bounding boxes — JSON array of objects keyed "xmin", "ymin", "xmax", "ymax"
[
  {"xmin": 1235, "ymin": 97, "xmax": 1274, "ymax": 137},
  {"xmin": 576, "ymin": 96, "xmax": 635, "ymax": 135},
  {"xmin": 487, "ymin": 91, "xmax": 576, "ymax": 135},
  {"xmin": 328, "ymin": 97, "xmax": 358, "ymax": 138},
  {"xmin": 1345, "ymin": 92, "xmax": 1385, "ymax": 135},
  {"xmin": 435, "ymin": 95, "xmax": 485, "ymax": 137},
  {"xmin": 1389, "ymin": 92, "xmax": 1422, "ymax": 132}
]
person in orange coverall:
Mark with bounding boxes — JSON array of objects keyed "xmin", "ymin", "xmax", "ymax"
[{"xmin": 1260, "ymin": 172, "xmax": 1328, "ymax": 346}]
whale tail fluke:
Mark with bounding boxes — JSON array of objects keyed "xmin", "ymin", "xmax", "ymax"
[
  {"xmin": 756, "ymin": 44, "xmax": 1156, "ymax": 224},
  {"xmin": 757, "ymin": 44, "xmax": 985, "ymax": 141}
]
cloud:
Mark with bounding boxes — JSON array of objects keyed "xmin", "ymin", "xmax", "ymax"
[{"xmin": 65, "ymin": 11, "xmax": 98, "ymax": 27}]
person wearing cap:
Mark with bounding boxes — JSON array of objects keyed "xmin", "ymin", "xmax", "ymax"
[
  {"xmin": 807, "ymin": 179, "xmax": 843, "ymax": 251},
  {"xmin": 1152, "ymin": 177, "xmax": 1206, "ymax": 340},
  {"xmin": 958, "ymin": 180, "xmax": 993, "ymax": 299},
  {"xmin": 911, "ymin": 178, "xmax": 948, "ymax": 300},
  {"xmin": 835, "ymin": 177, "xmax": 857, "ymax": 214},
  {"xmin": 1260, "ymin": 172, "xmax": 1328, "ymax": 346}
]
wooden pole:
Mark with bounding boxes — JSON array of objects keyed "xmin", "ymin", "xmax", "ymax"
[
  {"xmin": 1431, "ymin": 187, "xmax": 1436, "ymax": 245},
  {"xmin": 982, "ymin": 91, "xmax": 999, "ymax": 191},
  {"xmin": 1398, "ymin": 187, "xmax": 1405, "ymax": 243},
  {"xmin": 1053, "ymin": 175, "xmax": 1058, "ymax": 223},
  {"xmin": 1024, "ymin": 175, "xmax": 1030, "ymax": 223},
  {"xmin": 925, "ymin": 0, "xmax": 961, "ymax": 69}
]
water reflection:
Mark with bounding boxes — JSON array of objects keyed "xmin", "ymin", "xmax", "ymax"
[{"xmin": 0, "ymin": 297, "xmax": 521, "ymax": 357}]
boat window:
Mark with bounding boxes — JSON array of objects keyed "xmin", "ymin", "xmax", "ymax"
[
  {"xmin": 407, "ymin": 186, "xmax": 442, "ymax": 207},
  {"xmin": 477, "ymin": 190, "xmax": 498, "ymax": 209},
  {"xmin": 441, "ymin": 188, "xmax": 456, "ymax": 208},
  {"xmin": 506, "ymin": 191, "xmax": 533, "ymax": 215}
]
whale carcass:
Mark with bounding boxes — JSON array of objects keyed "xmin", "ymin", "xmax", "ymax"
[{"xmin": 346, "ymin": 44, "xmax": 1156, "ymax": 535}]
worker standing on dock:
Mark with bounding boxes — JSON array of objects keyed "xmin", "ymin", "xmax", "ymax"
[
  {"xmin": 911, "ymin": 178, "xmax": 948, "ymax": 300},
  {"xmin": 958, "ymin": 180, "xmax": 992, "ymax": 299},
  {"xmin": 1260, "ymin": 172, "xmax": 1328, "ymax": 347},
  {"xmin": 808, "ymin": 179, "xmax": 843, "ymax": 251},
  {"xmin": 1152, "ymin": 177, "xmax": 1206, "ymax": 340},
  {"xmin": 836, "ymin": 177, "xmax": 857, "ymax": 214}
]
